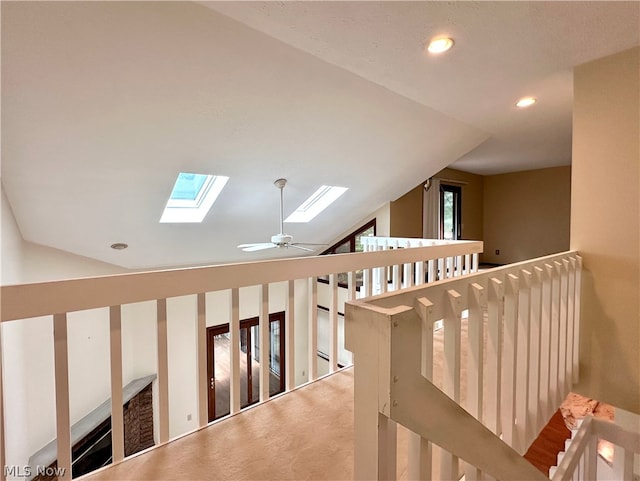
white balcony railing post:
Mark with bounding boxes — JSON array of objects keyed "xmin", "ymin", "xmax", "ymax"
[
  {"xmin": 259, "ymin": 284, "xmax": 270, "ymax": 401},
  {"xmin": 501, "ymin": 274, "xmax": 519, "ymax": 450},
  {"xmin": 329, "ymin": 274, "xmax": 339, "ymax": 373},
  {"xmin": 515, "ymin": 270, "xmax": 532, "ymax": 450},
  {"xmin": 197, "ymin": 293, "xmax": 208, "ymax": 426},
  {"xmin": 109, "ymin": 305, "xmax": 125, "ymax": 462},
  {"xmin": 486, "ymin": 277, "xmax": 503, "ymax": 436},
  {"xmin": 156, "ymin": 298, "xmax": 170, "ymax": 442},
  {"xmin": 230, "ymin": 289, "xmax": 241, "ymax": 414},
  {"xmin": 286, "ymin": 280, "xmax": 296, "ymax": 390},
  {"xmin": 53, "ymin": 313, "xmax": 72, "ymax": 481},
  {"xmin": 307, "ymin": 278, "xmax": 318, "ymax": 382}
]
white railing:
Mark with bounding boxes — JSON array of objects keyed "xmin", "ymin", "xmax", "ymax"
[
  {"xmin": 360, "ymin": 236, "xmax": 479, "ymax": 295},
  {"xmin": 551, "ymin": 415, "xmax": 640, "ymax": 481},
  {"xmin": 0, "ymin": 237, "xmax": 481, "ymax": 481},
  {"xmin": 345, "ymin": 251, "xmax": 582, "ymax": 480}
]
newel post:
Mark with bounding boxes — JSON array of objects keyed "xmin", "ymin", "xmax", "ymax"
[{"xmin": 345, "ymin": 301, "xmax": 402, "ymax": 481}]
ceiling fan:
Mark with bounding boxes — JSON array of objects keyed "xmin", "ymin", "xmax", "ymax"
[{"xmin": 238, "ymin": 179, "xmax": 326, "ymax": 253}]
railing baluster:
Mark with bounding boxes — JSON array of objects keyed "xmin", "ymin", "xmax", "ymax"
[
  {"xmin": 230, "ymin": 288, "xmax": 241, "ymax": 414},
  {"xmin": 566, "ymin": 259, "xmax": 576, "ymax": 391},
  {"xmin": 466, "ymin": 284, "xmax": 484, "ymax": 481},
  {"xmin": 308, "ymin": 278, "xmax": 318, "ymax": 382},
  {"xmin": 403, "ymin": 261, "xmax": 412, "ymax": 289},
  {"xmin": 416, "ymin": 259, "xmax": 425, "ymax": 286},
  {"xmin": 464, "ymin": 253, "xmax": 471, "ymax": 275},
  {"xmin": 259, "ymin": 284, "xmax": 270, "ymax": 401},
  {"xmin": 428, "ymin": 259, "xmax": 435, "ymax": 283},
  {"xmin": 109, "ymin": 305, "xmax": 125, "ymax": 462},
  {"xmin": 156, "ymin": 299, "xmax": 170, "ymax": 442},
  {"xmin": 53, "ymin": 313, "xmax": 72, "ymax": 481},
  {"xmin": 286, "ymin": 280, "xmax": 296, "ymax": 390},
  {"xmin": 501, "ymin": 274, "xmax": 519, "ymax": 450},
  {"xmin": 539, "ymin": 265, "xmax": 552, "ymax": 423},
  {"xmin": 438, "ymin": 258, "xmax": 444, "ymax": 281},
  {"xmin": 486, "ymin": 278, "xmax": 503, "ymax": 435},
  {"xmin": 529, "ymin": 266, "xmax": 543, "ymax": 436},
  {"xmin": 455, "ymin": 255, "xmax": 462, "ymax": 277},
  {"xmin": 329, "ymin": 274, "xmax": 339, "ymax": 372},
  {"xmin": 516, "ymin": 270, "xmax": 532, "ymax": 450},
  {"xmin": 409, "ymin": 297, "xmax": 434, "ymax": 480},
  {"xmin": 549, "ymin": 262, "xmax": 561, "ymax": 412},
  {"xmin": 197, "ymin": 293, "xmax": 208, "ymax": 426},
  {"xmin": 559, "ymin": 260, "xmax": 569, "ymax": 400},
  {"xmin": 441, "ymin": 289, "xmax": 462, "ymax": 480},
  {"xmin": 392, "ymin": 264, "xmax": 401, "ymax": 291}
]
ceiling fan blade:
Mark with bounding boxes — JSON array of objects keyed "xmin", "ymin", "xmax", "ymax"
[
  {"xmin": 291, "ymin": 242, "xmax": 327, "ymax": 246},
  {"xmin": 288, "ymin": 244, "xmax": 314, "ymax": 252},
  {"xmin": 238, "ymin": 243, "xmax": 276, "ymax": 252}
]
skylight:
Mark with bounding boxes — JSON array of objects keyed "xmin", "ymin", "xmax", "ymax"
[
  {"xmin": 160, "ymin": 172, "xmax": 229, "ymax": 223},
  {"xmin": 285, "ymin": 185, "xmax": 348, "ymax": 223}
]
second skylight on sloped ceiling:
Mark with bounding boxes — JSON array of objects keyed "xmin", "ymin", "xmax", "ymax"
[{"xmin": 285, "ymin": 185, "xmax": 348, "ymax": 223}]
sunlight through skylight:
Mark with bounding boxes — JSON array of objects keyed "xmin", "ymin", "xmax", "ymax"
[{"xmin": 160, "ymin": 172, "xmax": 229, "ymax": 223}]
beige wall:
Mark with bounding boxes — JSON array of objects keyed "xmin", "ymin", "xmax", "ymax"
[
  {"xmin": 389, "ymin": 168, "xmax": 484, "ymax": 242},
  {"xmin": 390, "ymin": 184, "xmax": 423, "ymax": 237},
  {"xmin": 571, "ymin": 47, "xmax": 639, "ymax": 413},
  {"xmin": 483, "ymin": 166, "xmax": 571, "ymax": 264}
]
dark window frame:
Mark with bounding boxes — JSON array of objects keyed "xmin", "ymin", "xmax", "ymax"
[
  {"xmin": 318, "ymin": 219, "xmax": 376, "ymax": 288},
  {"xmin": 439, "ymin": 184, "xmax": 462, "ymax": 240}
]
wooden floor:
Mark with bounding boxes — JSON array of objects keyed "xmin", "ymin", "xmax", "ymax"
[{"xmin": 524, "ymin": 409, "xmax": 571, "ymax": 475}]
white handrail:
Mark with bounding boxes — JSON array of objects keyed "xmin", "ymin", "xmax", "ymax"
[
  {"xmin": 0, "ymin": 237, "xmax": 482, "ymax": 480},
  {"xmin": 346, "ymin": 250, "xmax": 581, "ymax": 480},
  {"xmin": 551, "ymin": 416, "xmax": 640, "ymax": 480}
]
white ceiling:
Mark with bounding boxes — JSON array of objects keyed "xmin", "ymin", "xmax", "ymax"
[{"xmin": 2, "ymin": 1, "xmax": 638, "ymax": 270}]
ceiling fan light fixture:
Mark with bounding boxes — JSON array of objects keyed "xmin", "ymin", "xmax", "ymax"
[
  {"xmin": 516, "ymin": 97, "xmax": 537, "ymax": 108},
  {"xmin": 427, "ymin": 37, "xmax": 454, "ymax": 54}
]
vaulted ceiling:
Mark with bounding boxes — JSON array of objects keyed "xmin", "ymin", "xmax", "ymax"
[{"xmin": 2, "ymin": 1, "xmax": 638, "ymax": 269}]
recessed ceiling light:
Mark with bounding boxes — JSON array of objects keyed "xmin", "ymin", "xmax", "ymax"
[
  {"xmin": 427, "ymin": 37, "xmax": 454, "ymax": 54},
  {"xmin": 110, "ymin": 242, "xmax": 128, "ymax": 250},
  {"xmin": 285, "ymin": 185, "xmax": 348, "ymax": 223},
  {"xmin": 516, "ymin": 97, "xmax": 537, "ymax": 108},
  {"xmin": 160, "ymin": 172, "xmax": 229, "ymax": 223}
]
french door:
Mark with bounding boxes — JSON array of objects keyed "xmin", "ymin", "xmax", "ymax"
[{"xmin": 206, "ymin": 312, "xmax": 285, "ymax": 421}]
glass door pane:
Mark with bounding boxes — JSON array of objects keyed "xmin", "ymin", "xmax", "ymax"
[{"xmin": 213, "ymin": 332, "xmax": 231, "ymax": 419}]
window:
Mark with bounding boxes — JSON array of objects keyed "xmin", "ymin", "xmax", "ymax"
[
  {"xmin": 319, "ymin": 219, "xmax": 376, "ymax": 288},
  {"xmin": 160, "ymin": 172, "xmax": 229, "ymax": 223},
  {"xmin": 321, "ymin": 219, "xmax": 376, "ymax": 255},
  {"xmin": 285, "ymin": 185, "xmax": 348, "ymax": 223},
  {"xmin": 440, "ymin": 184, "xmax": 462, "ymax": 240}
]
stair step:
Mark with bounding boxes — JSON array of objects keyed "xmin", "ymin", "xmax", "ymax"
[{"xmin": 523, "ymin": 409, "xmax": 571, "ymax": 475}]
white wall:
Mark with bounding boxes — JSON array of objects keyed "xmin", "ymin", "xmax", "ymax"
[{"xmin": 1, "ymin": 184, "xmax": 131, "ymax": 474}]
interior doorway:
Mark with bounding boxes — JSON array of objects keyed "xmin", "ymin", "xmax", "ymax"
[{"xmin": 206, "ymin": 312, "xmax": 285, "ymax": 421}]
